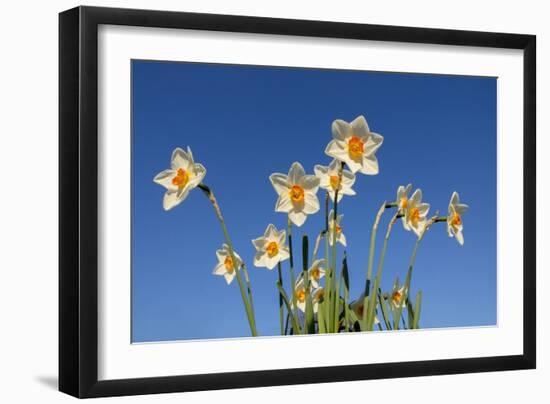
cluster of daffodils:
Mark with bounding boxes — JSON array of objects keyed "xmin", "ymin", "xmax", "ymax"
[{"xmin": 153, "ymin": 115, "xmax": 469, "ymax": 336}]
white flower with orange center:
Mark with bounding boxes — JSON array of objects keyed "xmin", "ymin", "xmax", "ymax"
[
  {"xmin": 212, "ymin": 244, "xmax": 243, "ymax": 285},
  {"xmin": 153, "ymin": 147, "xmax": 206, "ymax": 211},
  {"xmin": 269, "ymin": 162, "xmax": 320, "ymax": 227},
  {"xmin": 308, "ymin": 259, "xmax": 326, "ymax": 289},
  {"xmin": 252, "ymin": 224, "xmax": 290, "ymax": 270},
  {"xmin": 350, "ymin": 292, "xmax": 379, "ymax": 324},
  {"xmin": 447, "ymin": 191, "xmax": 469, "ymax": 246},
  {"xmin": 328, "ymin": 210, "xmax": 347, "ymax": 247},
  {"xmin": 390, "ymin": 285, "xmax": 406, "ymax": 310},
  {"xmin": 403, "ymin": 189, "xmax": 430, "ymax": 237},
  {"xmin": 314, "ymin": 159, "xmax": 356, "ymax": 202},
  {"xmin": 396, "ymin": 183, "xmax": 413, "ymax": 229},
  {"xmin": 325, "ymin": 115, "xmax": 384, "ymax": 175},
  {"xmin": 292, "ymin": 276, "xmax": 324, "ymax": 314}
]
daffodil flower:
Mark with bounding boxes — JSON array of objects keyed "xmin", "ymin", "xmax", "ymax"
[
  {"xmin": 307, "ymin": 259, "xmax": 326, "ymax": 289},
  {"xmin": 447, "ymin": 191, "xmax": 469, "ymax": 246},
  {"xmin": 314, "ymin": 159, "xmax": 356, "ymax": 202},
  {"xmin": 212, "ymin": 244, "xmax": 243, "ymax": 285},
  {"xmin": 403, "ymin": 189, "xmax": 430, "ymax": 237},
  {"xmin": 269, "ymin": 162, "xmax": 320, "ymax": 227},
  {"xmin": 328, "ymin": 209, "xmax": 347, "ymax": 247},
  {"xmin": 252, "ymin": 224, "xmax": 290, "ymax": 270},
  {"xmin": 292, "ymin": 276, "xmax": 324, "ymax": 313},
  {"xmin": 396, "ymin": 183, "xmax": 413, "ymax": 229},
  {"xmin": 390, "ymin": 285, "xmax": 406, "ymax": 310},
  {"xmin": 350, "ymin": 293, "xmax": 379, "ymax": 325},
  {"xmin": 325, "ymin": 115, "xmax": 384, "ymax": 175},
  {"xmin": 153, "ymin": 147, "xmax": 206, "ymax": 211}
]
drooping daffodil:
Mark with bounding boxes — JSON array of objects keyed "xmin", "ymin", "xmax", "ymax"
[
  {"xmin": 153, "ymin": 147, "xmax": 206, "ymax": 211},
  {"xmin": 252, "ymin": 224, "xmax": 290, "ymax": 270},
  {"xmin": 391, "ymin": 285, "xmax": 406, "ymax": 310},
  {"xmin": 308, "ymin": 259, "xmax": 326, "ymax": 289},
  {"xmin": 314, "ymin": 159, "xmax": 356, "ymax": 202},
  {"xmin": 325, "ymin": 115, "xmax": 384, "ymax": 175},
  {"xmin": 269, "ymin": 162, "xmax": 320, "ymax": 227},
  {"xmin": 350, "ymin": 292, "xmax": 379, "ymax": 324},
  {"xmin": 328, "ymin": 209, "xmax": 347, "ymax": 247},
  {"xmin": 212, "ymin": 244, "xmax": 243, "ymax": 285},
  {"xmin": 395, "ymin": 183, "xmax": 413, "ymax": 229},
  {"xmin": 447, "ymin": 191, "xmax": 469, "ymax": 246},
  {"xmin": 293, "ymin": 276, "xmax": 324, "ymax": 314},
  {"xmin": 403, "ymin": 189, "xmax": 430, "ymax": 237}
]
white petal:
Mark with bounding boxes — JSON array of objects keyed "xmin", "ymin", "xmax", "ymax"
[
  {"xmin": 171, "ymin": 147, "xmax": 192, "ymax": 170},
  {"xmin": 332, "ymin": 119, "xmax": 351, "ymax": 140},
  {"xmin": 350, "ymin": 115, "xmax": 370, "ymax": 137},
  {"xmin": 288, "ymin": 162, "xmax": 306, "ymax": 185},
  {"xmin": 410, "ymin": 189, "xmax": 423, "ymax": 205},
  {"xmin": 299, "ymin": 175, "xmax": 320, "ymax": 192},
  {"xmin": 289, "ymin": 210, "xmax": 307, "ymax": 227},
  {"xmin": 163, "ymin": 191, "xmax": 184, "ymax": 211},
  {"xmin": 270, "ymin": 173, "xmax": 290, "ymax": 196},
  {"xmin": 303, "ymin": 192, "xmax": 320, "ymax": 214},
  {"xmin": 279, "ymin": 247, "xmax": 290, "ymax": 262},
  {"xmin": 455, "ymin": 230, "xmax": 464, "ymax": 245},
  {"xmin": 358, "ymin": 154, "xmax": 379, "ymax": 175},
  {"xmin": 275, "ymin": 194, "xmax": 293, "ymax": 213},
  {"xmin": 450, "ymin": 191, "xmax": 460, "ymax": 206},
  {"xmin": 189, "ymin": 163, "xmax": 206, "ymax": 187},
  {"xmin": 277, "ymin": 229, "xmax": 287, "ymax": 246},
  {"xmin": 252, "ymin": 237, "xmax": 266, "ymax": 251},
  {"xmin": 224, "ymin": 272, "xmax": 236, "ymax": 285},
  {"xmin": 364, "ymin": 132, "xmax": 384, "ymax": 155},
  {"xmin": 254, "ymin": 251, "xmax": 267, "ymax": 267},
  {"xmin": 455, "ymin": 203, "xmax": 469, "ymax": 215},
  {"xmin": 417, "ymin": 203, "xmax": 430, "ymax": 215},
  {"xmin": 265, "ymin": 223, "xmax": 277, "ymax": 239},
  {"xmin": 325, "ymin": 140, "xmax": 348, "ymax": 162},
  {"xmin": 314, "ymin": 164, "xmax": 328, "ymax": 179},
  {"xmin": 213, "ymin": 263, "xmax": 226, "ymax": 275},
  {"xmin": 339, "ymin": 233, "xmax": 347, "ymax": 247},
  {"xmin": 153, "ymin": 169, "xmax": 177, "ymax": 191}
]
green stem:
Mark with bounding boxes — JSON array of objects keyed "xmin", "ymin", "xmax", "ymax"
[
  {"xmin": 323, "ymin": 192, "xmax": 331, "ymax": 330},
  {"xmin": 287, "ymin": 218, "xmax": 301, "ymax": 334},
  {"xmin": 198, "ymin": 183, "xmax": 257, "ymax": 336},
  {"xmin": 276, "ymin": 281, "xmax": 301, "ymax": 334},
  {"xmin": 394, "ymin": 215, "xmax": 440, "ymax": 330},
  {"xmin": 366, "ymin": 212, "xmax": 400, "ymax": 330},
  {"xmin": 277, "ymin": 263, "xmax": 284, "ymax": 335}
]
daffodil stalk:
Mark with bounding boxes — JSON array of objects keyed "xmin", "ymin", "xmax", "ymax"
[
  {"xmin": 394, "ymin": 214, "xmax": 440, "ymax": 329},
  {"xmin": 302, "ymin": 235, "xmax": 315, "ymax": 334},
  {"xmin": 287, "ymin": 218, "xmax": 301, "ymax": 334},
  {"xmin": 366, "ymin": 211, "xmax": 401, "ymax": 330},
  {"xmin": 277, "ymin": 262, "xmax": 284, "ymax": 335},
  {"xmin": 329, "ymin": 162, "xmax": 344, "ymax": 332},
  {"xmin": 198, "ymin": 183, "xmax": 258, "ymax": 336}
]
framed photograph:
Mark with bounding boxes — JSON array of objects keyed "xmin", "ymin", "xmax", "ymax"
[{"xmin": 59, "ymin": 6, "xmax": 536, "ymax": 398}]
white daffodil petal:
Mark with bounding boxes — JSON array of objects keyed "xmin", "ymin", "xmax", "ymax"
[
  {"xmin": 325, "ymin": 140, "xmax": 349, "ymax": 162},
  {"xmin": 171, "ymin": 147, "xmax": 192, "ymax": 170},
  {"xmin": 339, "ymin": 233, "xmax": 347, "ymax": 247},
  {"xmin": 254, "ymin": 251, "xmax": 267, "ymax": 267},
  {"xmin": 303, "ymin": 192, "xmax": 320, "ymax": 214},
  {"xmin": 455, "ymin": 230, "xmax": 464, "ymax": 245},
  {"xmin": 270, "ymin": 173, "xmax": 290, "ymax": 196},
  {"xmin": 350, "ymin": 115, "xmax": 370, "ymax": 137},
  {"xmin": 153, "ymin": 169, "xmax": 177, "ymax": 191},
  {"xmin": 289, "ymin": 210, "xmax": 307, "ymax": 227},
  {"xmin": 223, "ymin": 272, "xmax": 235, "ymax": 285},
  {"xmin": 275, "ymin": 194, "xmax": 293, "ymax": 213},
  {"xmin": 163, "ymin": 191, "xmax": 183, "ymax": 211},
  {"xmin": 359, "ymin": 154, "xmax": 379, "ymax": 175},
  {"xmin": 364, "ymin": 132, "xmax": 384, "ymax": 154},
  {"xmin": 332, "ymin": 119, "xmax": 351, "ymax": 140},
  {"xmin": 288, "ymin": 162, "xmax": 306, "ymax": 185},
  {"xmin": 299, "ymin": 175, "xmax": 320, "ymax": 191},
  {"xmin": 213, "ymin": 263, "xmax": 226, "ymax": 275}
]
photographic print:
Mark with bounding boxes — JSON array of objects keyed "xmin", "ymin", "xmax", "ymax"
[{"xmin": 131, "ymin": 60, "xmax": 496, "ymax": 342}]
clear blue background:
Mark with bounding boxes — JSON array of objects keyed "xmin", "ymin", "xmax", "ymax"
[{"xmin": 131, "ymin": 60, "xmax": 496, "ymax": 342}]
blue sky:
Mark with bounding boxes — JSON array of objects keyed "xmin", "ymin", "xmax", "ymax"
[{"xmin": 131, "ymin": 60, "xmax": 496, "ymax": 342}]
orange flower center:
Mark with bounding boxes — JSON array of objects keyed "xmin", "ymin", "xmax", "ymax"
[
  {"xmin": 171, "ymin": 168, "xmax": 189, "ymax": 188},
  {"xmin": 266, "ymin": 241, "xmax": 279, "ymax": 258},
  {"xmin": 348, "ymin": 136, "xmax": 364, "ymax": 160},
  {"xmin": 295, "ymin": 288, "xmax": 306, "ymax": 303},
  {"xmin": 335, "ymin": 224, "xmax": 342, "ymax": 234},
  {"xmin": 451, "ymin": 211, "xmax": 462, "ymax": 226},
  {"xmin": 392, "ymin": 290, "xmax": 402, "ymax": 305},
  {"xmin": 224, "ymin": 256, "xmax": 234, "ymax": 273},
  {"xmin": 400, "ymin": 197, "xmax": 408, "ymax": 209},
  {"xmin": 311, "ymin": 268, "xmax": 321, "ymax": 280},
  {"xmin": 329, "ymin": 175, "xmax": 341, "ymax": 191},
  {"xmin": 409, "ymin": 207, "xmax": 420, "ymax": 225},
  {"xmin": 289, "ymin": 185, "xmax": 305, "ymax": 203}
]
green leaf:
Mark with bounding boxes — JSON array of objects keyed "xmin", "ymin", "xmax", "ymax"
[
  {"xmin": 412, "ymin": 291, "xmax": 422, "ymax": 329},
  {"xmin": 276, "ymin": 281, "xmax": 301, "ymax": 334}
]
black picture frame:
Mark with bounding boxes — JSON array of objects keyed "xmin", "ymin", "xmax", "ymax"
[{"xmin": 59, "ymin": 5, "xmax": 536, "ymax": 398}]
